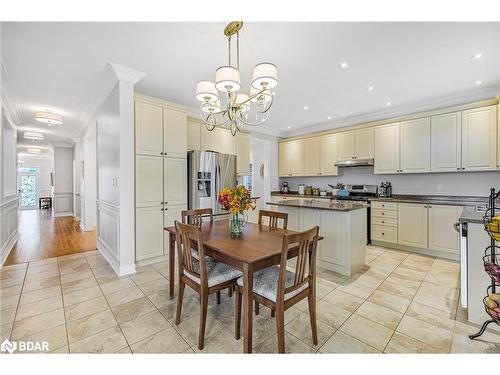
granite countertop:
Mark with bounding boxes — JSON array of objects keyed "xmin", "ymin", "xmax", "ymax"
[
  {"xmin": 459, "ymin": 206, "xmax": 486, "ymax": 224},
  {"xmin": 267, "ymin": 199, "xmax": 368, "ymax": 212}
]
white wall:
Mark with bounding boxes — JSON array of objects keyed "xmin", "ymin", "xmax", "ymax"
[
  {"xmin": 53, "ymin": 146, "xmax": 74, "ymax": 215},
  {"xmin": 281, "ymin": 166, "xmax": 500, "ymax": 197},
  {"xmin": 82, "ymin": 123, "xmax": 97, "ymax": 231},
  {"xmin": 17, "ymin": 155, "xmax": 53, "ymax": 198}
]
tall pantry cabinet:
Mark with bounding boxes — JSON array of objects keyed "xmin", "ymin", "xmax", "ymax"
[{"xmin": 135, "ymin": 96, "xmax": 188, "ymax": 263}]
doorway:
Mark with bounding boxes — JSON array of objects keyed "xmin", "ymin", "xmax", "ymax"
[
  {"xmin": 246, "ymin": 137, "xmax": 271, "ymax": 223},
  {"xmin": 18, "ymin": 167, "xmax": 40, "ymax": 210}
]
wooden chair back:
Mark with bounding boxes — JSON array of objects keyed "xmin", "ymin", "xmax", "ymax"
[
  {"xmin": 258, "ymin": 209, "xmax": 288, "ymax": 230},
  {"xmin": 277, "ymin": 226, "xmax": 319, "ymax": 301},
  {"xmin": 174, "ymin": 221, "xmax": 208, "ymax": 286},
  {"xmin": 181, "ymin": 208, "xmax": 213, "ymax": 227}
]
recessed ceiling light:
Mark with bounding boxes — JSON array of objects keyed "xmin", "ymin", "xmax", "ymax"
[
  {"xmin": 472, "ymin": 53, "xmax": 483, "ymax": 59},
  {"xmin": 386, "ymin": 102, "xmax": 392, "ymax": 107},
  {"xmin": 339, "ymin": 62, "xmax": 349, "ymax": 68},
  {"xmin": 287, "ymin": 126, "xmax": 290, "ymax": 129},
  {"xmin": 368, "ymin": 85, "xmax": 374, "ymax": 91},
  {"xmin": 327, "ymin": 116, "xmax": 332, "ymax": 120},
  {"xmin": 34, "ymin": 111, "xmax": 63, "ymax": 125},
  {"xmin": 475, "ymin": 80, "xmax": 482, "ymax": 85},
  {"xmin": 303, "ymin": 106, "xmax": 308, "ymax": 110},
  {"xmin": 23, "ymin": 131, "xmax": 44, "ymax": 141}
]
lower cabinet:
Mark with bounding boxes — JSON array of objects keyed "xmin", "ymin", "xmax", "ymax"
[
  {"xmin": 277, "ymin": 206, "xmax": 299, "ymax": 231},
  {"xmin": 136, "ymin": 206, "xmax": 164, "ymax": 261},
  {"xmin": 163, "ymin": 204, "xmax": 186, "ymax": 256},
  {"xmin": 397, "ymin": 203, "xmax": 428, "ymax": 248},
  {"xmin": 318, "ymin": 211, "xmax": 344, "ymax": 267},
  {"xmin": 428, "ymin": 205, "xmax": 463, "ymax": 255}
]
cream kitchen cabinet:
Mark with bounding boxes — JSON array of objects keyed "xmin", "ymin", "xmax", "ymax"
[
  {"xmin": 163, "ymin": 108, "xmax": 187, "ymax": 158},
  {"xmin": 235, "ymin": 132, "xmax": 250, "ymax": 175},
  {"xmin": 201, "ymin": 125, "xmax": 221, "ymax": 152},
  {"xmin": 319, "ymin": 133, "xmax": 338, "ymax": 176},
  {"xmin": 303, "ymin": 136, "xmax": 320, "ymax": 176},
  {"xmin": 277, "ymin": 206, "xmax": 299, "ymax": 230},
  {"xmin": 428, "ymin": 204, "xmax": 462, "ymax": 255},
  {"xmin": 319, "ymin": 210, "xmax": 344, "ymax": 266},
  {"xmin": 461, "ymin": 105, "xmax": 497, "ymax": 171},
  {"xmin": 400, "ymin": 117, "xmax": 431, "ymax": 173},
  {"xmin": 431, "ymin": 111, "xmax": 462, "ymax": 172},
  {"xmin": 135, "ymin": 155, "xmax": 163, "ymax": 207},
  {"xmin": 278, "ymin": 139, "xmax": 304, "ymax": 177},
  {"xmin": 164, "ymin": 157, "xmax": 187, "ymax": 206},
  {"xmin": 135, "ymin": 101, "xmax": 163, "ymax": 156},
  {"xmin": 187, "ymin": 119, "xmax": 201, "ymax": 151},
  {"xmin": 136, "ymin": 206, "xmax": 164, "ymax": 261},
  {"xmin": 337, "ymin": 128, "xmax": 374, "ymax": 161},
  {"xmin": 397, "ymin": 203, "xmax": 428, "ymax": 248},
  {"xmin": 163, "ymin": 204, "xmax": 186, "ymax": 255},
  {"xmin": 219, "ymin": 128, "xmax": 236, "ymax": 155},
  {"xmin": 374, "ymin": 122, "xmax": 400, "ymax": 174}
]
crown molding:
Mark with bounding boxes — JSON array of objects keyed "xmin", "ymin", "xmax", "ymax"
[
  {"xmin": 110, "ymin": 62, "xmax": 146, "ymax": 84},
  {"xmin": 282, "ymin": 84, "xmax": 500, "ymax": 138},
  {"xmin": 1, "ymin": 62, "xmax": 23, "ymax": 126}
]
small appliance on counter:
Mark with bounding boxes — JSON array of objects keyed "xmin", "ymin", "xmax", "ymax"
[
  {"xmin": 298, "ymin": 184, "xmax": 306, "ymax": 195},
  {"xmin": 328, "ymin": 183, "xmax": 343, "ymax": 197},
  {"xmin": 379, "ymin": 181, "xmax": 393, "ymax": 198},
  {"xmin": 281, "ymin": 181, "xmax": 289, "ymax": 194}
]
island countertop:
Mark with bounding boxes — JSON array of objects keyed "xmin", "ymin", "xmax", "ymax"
[{"xmin": 267, "ymin": 199, "xmax": 368, "ymax": 211}]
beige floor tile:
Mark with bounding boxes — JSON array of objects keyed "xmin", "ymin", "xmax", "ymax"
[
  {"xmin": 63, "ymin": 285, "xmax": 103, "ymax": 306},
  {"xmin": 99, "ymin": 277, "xmax": 134, "ymax": 295},
  {"xmin": 19, "ymin": 286, "xmax": 61, "ymax": 305},
  {"xmin": 366, "ymin": 254, "xmax": 378, "ymax": 263},
  {"xmin": 22, "ymin": 275, "xmax": 61, "ymax": 293},
  {"xmin": 315, "ymin": 300, "xmax": 352, "ymax": 328},
  {"xmin": 0, "ymin": 275, "xmax": 24, "ymax": 288},
  {"xmin": 129, "ymin": 269, "xmax": 164, "ymax": 285},
  {"xmin": 356, "ymin": 300, "xmax": 403, "ymax": 330},
  {"xmin": 105, "ymin": 285, "xmax": 144, "ymax": 307},
  {"xmin": 130, "ymin": 326, "xmax": 190, "ymax": 353},
  {"xmin": 405, "ymin": 301, "xmax": 455, "ymax": 330},
  {"xmin": 322, "ymin": 289, "xmax": 364, "ymax": 312},
  {"xmin": 27, "ymin": 262, "xmax": 59, "ymax": 275},
  {"xmin": 317, "ymin": 270, "xmax": 347, "ymax": 286},
  {"xmin": 315, "ymin": 282, "xmax": 337, "ymax": 299},
  {"xmin": 1, "ymin": 263, "xmax": 28, "ymax": 272},
  {"xmin": 19, "ymin": 324, "xmax": 68, "ymax": 353},
  {"xmin": 160, "ymin": 295, "xmax": 200, "ymax": 323},
  {"xmin": 1, "ymin": 268, "xmax": 26, "ymax": 281},
  {"xmin": 147, "ymin": 288, "xmax": 174, "ymax": 309},
  {"xmin": 400, "ymin": 254, "xmax": 434, "ymax": 271},
  {"xmin": 431, "ymin": 258, "xmax": 460, "ymax": 272},
  {"xmin": 70, "ymin": 325, "xmax": 127, "ymax": 353},
  {"xmin": 50, "ymin": 345, "xmax": 69, "ymax": 353},
  {"xmin": 384, "ymin": 332, "xmax": 441, "ymax": 353},
  {"xmin": 319, "ymin": 330, "xmax": 380, "ymax": 353},
  {"xmin": 67, "ymin": 309, "xmax": 117, "ymax": 343},
  {"xmin": 1, "ymin": 293, "xmax": 20, "ymax": 311},
  {"xmin": 12, "ymin": 308, "xmax": 65, "ymax": 339},
  {"xmin": 424, "ymin": 267, "xmax": 460, "ymax": 288},
  {"xmin": 376, "ymin": 274, "xmax": 420, "ymax": 299},
  {"xmin": 339, "ymin": 313, "xmax": 393, "ymax": 351},
  {"xmin": 60, "ymin": 269, "xmax": 95, "ymax": 284},
  {"xmin": 62, "ymin": 276, "xmax": 98, "ymax": 294},
  {"xmin": 396, "ymin": 315, "xmax": 453, "ymax": 352},
  {"xmin": 1, "ymin": 322, "xmax": 12, "ymax": 341},
  {"xmin": 336, "ymin": 281, "xmax": 375, "ymax": 299},
  {"xmin": 367, "ymin": 290, "xmax": 411, "ymax": 314},
  {"xmin": 366, "ymin": 245, "xmax": 385, "ymax": 257},
  {"xmin": 256, "ymin": 331, "xmax": 317, "ymax": 353},
  {"xmin": 413, "ymin": 282, "xmax": 459, "ymax": 315},
  {"xmin": 192, "ymin": 327, "xmax": 242, "ymax": 353},
  {"xmin": 286, "ymin": 312, "xmax": 336, "ymax": 348},
  {"xmin": 16, "ymin": 295, "xmax": 63, "ymax": 321},
  {"xmin": 451, "ymin": 321, "xmax": 500, "ymax": 353},
  {"xmin": 64, "ymin": 296, "xmax": 109, "ymax": 322},
  {"xmin": 391, "ymin": 265, "xmax": 427, "ymax": 282},
  {"xmin": 1, "ymin": 307, "xmax": 16, "ymax": 325},
  {"xmin": 135, "ymin": 277, "xmax": 169, "ymax": 295},
  {"xmin": 59, "ymin": 261, "xmax": 90, "ymax": 275},
  {"xmin": 115, "ymin": 346, "xmax": 132, "ymax": 353},
  {"xmin": 120, "ymin": 310, "xmax": 170, "ymax": 345},
  {"xmin": 112, "ymin": 296, "xmax": 156, "ymax": 324},
  {"xmin": 24, "ymin": 267, "xmax": 59, "ymax": 282},
  {"xmin": 173, "ymin": 312, "xmax": 226, "ymax": 347},
  {"xmin": 1, "ymin": 283, "xmax": 23, "ymax": 297}
]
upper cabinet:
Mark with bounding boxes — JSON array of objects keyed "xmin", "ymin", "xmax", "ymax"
[
  {"xmin": 337, "ymin": 128, "xmax": 374, "ymax": 161},
  {"xmin": 187, "ymin": 120, "xmax": 201, "ymax": 151},
  {"xmin": 337, "ymin": 131, "xmax": 355, "ymax": 161},
  {"xmin": 235, "ymin": 132, "xmax": 250, "ymax": 176},
  {"xmin": 279, "ymin": 139, "xmax": 303, "ymax": 177},
  {"xmin": 400, "ymin": 117, "xmax": 430, "ymax": 173},
  {"xmin": 135, "ymin": 102, "xmax": 163, "ymax": 156},
  {"xmin": 201, "ymin": 126, "xmax": 221, "ymax": 152},
  {"xmin": 219, "ymin": 128, "xmax": 236, "ymax": 155},
  {"xmin": 374, "ymin": 123, "xmax": 400, "ymax": 174},
  {"xmin": 320, "ymin": 134, "xmax": 338, "ymax": 176},
  {"xmin": 431, "ymin": 111, "xmax": 462, "ymax": 172},
  {"xmin": 461, "ymin": 105, "xmax": 497, "ymax": 171},
  {"xmin": 303, "ymin": 136, "xmax": 321, "ymax": 176},
  {"xmin": 163, "ymin": 108, "xmax": 187, "ymax": 158},
  {"xmin": 164, "ymin": 157, "xmax": 187, "ymax": 205}
]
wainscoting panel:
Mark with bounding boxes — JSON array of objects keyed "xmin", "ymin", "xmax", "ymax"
[
  {"xmin": 96, "ymin": 200, "xmax": 120, "ymax": 267},
  {"xmin": 1, "ymin": 197, "xmax": 19, "ymax": 265},
  {"xmin": 53, "ymin": 192, "xmax": 74, "ymax": 216}
]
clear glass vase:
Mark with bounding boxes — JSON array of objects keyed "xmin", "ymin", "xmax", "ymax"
[{"xmin": 229, "ymin": 213, "xmax": 245, "ymax": 237}]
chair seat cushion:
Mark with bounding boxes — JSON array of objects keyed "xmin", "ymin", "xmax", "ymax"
[
  {"xmin": 185, "ymin": 258, "xmax": 242, "ymax": 287},
  {"xmin": 236, "ymin": 266, "xmax": 309, "ymax": 302}
]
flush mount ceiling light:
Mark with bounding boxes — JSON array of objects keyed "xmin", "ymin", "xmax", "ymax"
[
  {"xmin": 475, "ymin": 80, "xmax": 483, "ymax": 85},
  {"xmin": 195, "ymin": 21, "xmax": 278, "ymax": 136},
  {"xmin": 23, "ymin": 131, "xmax": 44, "ymax": 141},
  {"xmin": 472, "ymin": 53, "xmax": 483, "ymax": 59},
  {"xmin": 34, "ymin": 111, "xmax": 63, "ymax": 125},
  {"xmin": 27, "ymin": 148, "xmax": 41, "ymax": 154},
  {"xmin": 339, "ymin": 62, "xmax": 349, "ymax": 68}
]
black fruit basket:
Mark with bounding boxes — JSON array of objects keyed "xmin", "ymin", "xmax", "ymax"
[
  {"xmin": 483, "ymin": 246, "xmax": 500, "ymax": 285},
  {"xmin": 482, "ymin": 285, "xmax": 500, "ymax": 325}
]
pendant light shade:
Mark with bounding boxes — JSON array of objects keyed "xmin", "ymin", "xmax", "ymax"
[
  {"xmin": 215, "ymin": 66, "xmax": 241, "ymax": 92},
  {"xmin": 251, "ymin": 63, "xmax": 278, "ymax": 89},
  {"xmin": 250, "ymin": 87, "xmax": 272, "ymax": 103},
  {"xmin": 34, "ymin": 111, "xmax": 63, "ymax": 125},
  {"xmin": 195, "ymin": 81, "xmax": 219, "ymax": 102}
]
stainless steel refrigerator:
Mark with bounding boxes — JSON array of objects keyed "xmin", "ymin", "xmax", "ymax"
[{"xmin": 188, "ymin": 151, "xmax": 237, "ymax": 215}]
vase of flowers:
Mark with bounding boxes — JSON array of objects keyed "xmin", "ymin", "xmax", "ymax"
[{"xmin": 218, "ymin": 185, "xmax": 256, "ymax": 237}]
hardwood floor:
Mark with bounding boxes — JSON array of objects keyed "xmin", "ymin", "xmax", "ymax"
[{"xmin": 4, "ymin": 210, "xmax": 96, "ymax": 265}]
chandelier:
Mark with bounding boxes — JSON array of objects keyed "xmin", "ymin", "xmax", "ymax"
[{"xmin": 195, "ymin": 21, "xmax": 278, "ymax": 136}]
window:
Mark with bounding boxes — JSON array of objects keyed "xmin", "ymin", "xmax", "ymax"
[{"xmin": 18, "ymin": 167, "xmax": 40, "ymax": 173}]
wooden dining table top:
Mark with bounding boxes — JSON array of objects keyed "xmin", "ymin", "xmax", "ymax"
[{"xmin": 164, "ymin": 219, "xmax": 323, "ymax": 265}]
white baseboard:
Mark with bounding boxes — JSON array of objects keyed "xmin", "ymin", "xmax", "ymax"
[
  {"xmin": 371, "ymin": 241, "xmax": 459, "ymax": 261},
  {"xmin": 1, "ymin": 232, "xmax": 19, "ymax": 267},
  {"xmin": 53, "ymin": 211, "xmax": 74, "ymax": 217},
  {"xmin": 98, "ymin": 238, "xmax": 136, "ymax": 277}
]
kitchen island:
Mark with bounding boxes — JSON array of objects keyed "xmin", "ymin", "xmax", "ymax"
[{"xmin": 268, "ymin": 199, "xmax": 368, "ymax": 277}]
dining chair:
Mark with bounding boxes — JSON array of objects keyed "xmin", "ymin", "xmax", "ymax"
[
  {"xmin": 181, "ymin": 208, "xmax": 213, "ymax": 226},
  {"xmin": 174, "ymin": 221, "xmax": 243, "ymax": 350},
  {"xmin": 254, "ymin": 209, "xmax": 289, "ymax": 316},
  {"xmin": 234, "ymin": 225, "xmax": 320, "ymax": 353}
]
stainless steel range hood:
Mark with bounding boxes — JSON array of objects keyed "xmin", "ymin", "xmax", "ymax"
[{"xmin": 335, "ymin": 158, "xmax": 374, "ymax": 167}]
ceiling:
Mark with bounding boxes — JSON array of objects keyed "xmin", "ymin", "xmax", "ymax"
[{"xmin": 2, "ymin": 22, "xmax": 500, "ymax": 145}]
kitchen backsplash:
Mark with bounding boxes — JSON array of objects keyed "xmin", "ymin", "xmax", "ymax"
[{"xmin": 280, "ymin": 166, "xmax": 500, "ymax": 196}]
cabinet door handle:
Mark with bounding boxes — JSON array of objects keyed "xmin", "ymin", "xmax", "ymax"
[
  {"xmin": 457, "ymin": 168, "xmax": 460, "ymax": 170},
  {"xmin": 382, "ymin": 232, "xmax": 385, "ymax": 235},
  {"xmin": 381, "ymin": 212, "xmax": 385, "ymax": 215},
  {"xmin": 382, "ymin": 220, "xmax": 385, "ymax": 223}
]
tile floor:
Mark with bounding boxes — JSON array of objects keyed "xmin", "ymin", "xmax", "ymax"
[{"xmin": 1, "ymin": 246, "xmax": 500, "ymax": 354}]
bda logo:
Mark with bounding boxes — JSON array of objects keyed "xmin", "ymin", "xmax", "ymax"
[{"xmin": 0, "ymin": 339, "xmax": 17, "ymax": 354}]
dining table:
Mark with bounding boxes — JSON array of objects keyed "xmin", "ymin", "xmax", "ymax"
[{"xmin": 164, "ymin": 218, "xmax": 321, "ymax": 353}]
